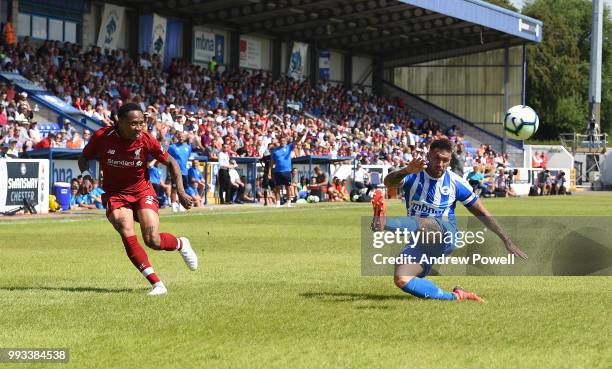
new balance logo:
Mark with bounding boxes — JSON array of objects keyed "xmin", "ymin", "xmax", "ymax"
[
  {"xmin": 107, "ymin": 149, "xmax": 115, "ymax": 155},
  {"xmin": 145, "ymin": 195, "xmax": 154, "ymax": 205}
]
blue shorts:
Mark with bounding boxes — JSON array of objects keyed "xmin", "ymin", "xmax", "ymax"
[
  {"xmin": 399, "ymin": 242, "xmax": 456, "ymax": 278},
  {"xmin": 274, "ymin": 171, "xmax": 292, "ymax": 187},
  {"xmin": 386, "ymin": 217, "xmax": 458, "ymax": 278}
]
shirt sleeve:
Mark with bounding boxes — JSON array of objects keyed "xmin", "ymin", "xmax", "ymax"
[
  {"xmin": 147, "ymin": 134, "xmax": 169, "ymax": 163},
  {"xmin": 456, "ymin": 176, "xmax": 478, "ymax": 207},
  {"xmin": 76, "ymin": 194, "xmax": 86, "ymax": 204},
  {"xmin": 188, "ymin": 168, "xmax": 196, "ymax": 179},
  {"xmin": 401, "ymin": 173, "xmax": 418, "ymax": 195},
  {"xmin": 81, "ymin": 131, "xmax": 99, "ymax": 160}
]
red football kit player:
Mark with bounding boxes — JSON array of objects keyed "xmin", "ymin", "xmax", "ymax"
[{"xmin": 78, "ymin": 103, "xmax": 198, "ymax": 295}]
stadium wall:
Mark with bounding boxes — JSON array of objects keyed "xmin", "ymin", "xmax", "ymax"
[
  {"xmin": 329, "ymin": 50, "xmax": 344, "ymax": 84},
  {"xmin": 601, "ymin": 149, "xmax": 612, "ymax": 186},
  {"xmin": 281, "ymin": 42, "xmax": 288, "ymax": 74},
  {"xmin": 15, "ymin": 0, "xmax": 83, "ymax": 45},
  {"xmin": 81, "ymin": 3, "xmax": 97, "ymax": 48},
  {"xmin": 523, "ymin": 145, "xmax": 574, "ymax": 169},
  {"xmin": 352, "ymin": 55, "xmax": 373, "ymax": 90},
  {"xmin": 394, "ymin": 46, "xmax": 524, "ymax": 136}
]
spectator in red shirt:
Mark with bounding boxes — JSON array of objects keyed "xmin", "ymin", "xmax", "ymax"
[
  {"xmin": 0, "ymin": 106, "xmax": 7, "ymax": 128},
  {"xmin": 35, "ymin": 132, "xmax": 55, "ymax": 149}
]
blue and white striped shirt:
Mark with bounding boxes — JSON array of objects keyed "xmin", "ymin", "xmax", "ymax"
[{"xmin": 402, "ymin": 169, "xmax": 478, "ymax": 218}]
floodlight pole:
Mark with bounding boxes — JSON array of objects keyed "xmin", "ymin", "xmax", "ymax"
[{"xmin": 588, "ymin": 0, "xmax": 603, "ymax": 131}]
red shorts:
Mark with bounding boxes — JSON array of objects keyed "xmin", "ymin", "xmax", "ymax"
[{"xmin": 102, "ymin": 186, "xmax": 159, "ymax": 220}]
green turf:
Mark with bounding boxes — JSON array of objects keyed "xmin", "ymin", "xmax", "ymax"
[{"xmin": 1, "ymin": 195, "xmax": 611, "ymax": 368}]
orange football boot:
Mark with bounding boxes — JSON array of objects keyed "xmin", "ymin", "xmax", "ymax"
[
  {"xmin": 452, "ymin": 286, "xmax": 486, "ymax": 303},
  {"xmin": 370, "ymin": 189, "xmax": 387, "ymax": 232}
]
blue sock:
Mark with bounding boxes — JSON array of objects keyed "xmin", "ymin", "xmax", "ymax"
[{"xmin": 401, "ymin": 278, "xmax": 456, "ymax": 300}]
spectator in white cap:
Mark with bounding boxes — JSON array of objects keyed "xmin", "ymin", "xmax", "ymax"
[
  {"xmin": 17, "ymin": 92, "xmax": 31, "ymax": 114},
  {"xmin": 161, "ymin": 104, "xmax": 175, "ymax": 124},
  {"xmin": 64, "ymin": 119, "xmax": 76, "ymax": 139},
  {"xmin": 6, "ymin": 139, "xmax": 19, "ymax": 158}
]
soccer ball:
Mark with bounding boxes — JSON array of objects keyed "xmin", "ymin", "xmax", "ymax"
[
  {"xmin": 504, "ymin": 105, "xmax": 539, "ymax": 140},
  {"xmin": 307, "ymin": 195, "xmax": 320, "ymax": 203}
]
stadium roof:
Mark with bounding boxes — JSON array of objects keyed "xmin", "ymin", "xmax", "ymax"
[{"xmin": 122, "ymin": 0, "xmax": 542, "ymax": 66}]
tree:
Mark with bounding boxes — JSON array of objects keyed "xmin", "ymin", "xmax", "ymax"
[
  {"xmin": 522, "ymin": 0, "xmax": 612, "ymax": 138},
  {"xmin": 486, "ymin": 0, "xmax": 519, "ymax": 11}
]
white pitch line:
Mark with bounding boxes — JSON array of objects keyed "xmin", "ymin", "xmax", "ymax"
[{"xmin": 0, "ymin": 203, "xmax": 372, "ymax": 225}]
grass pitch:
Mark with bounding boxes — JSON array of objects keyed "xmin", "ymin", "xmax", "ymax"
[{"xmin": 1, "ymin": 194, "xmax": 611, "ymax": 369}]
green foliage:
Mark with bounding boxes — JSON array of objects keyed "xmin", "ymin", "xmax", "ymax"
[
  {"xmin": 522, "ymin": 0, "xmax": 612, "ymax": 138},
  {"xmin": 486, "ymin": 0, "xmax": 519, "ymax": 11},
  {"xmin": 556, "ymin": 94, "xmax": 589, "ymax": 132}
]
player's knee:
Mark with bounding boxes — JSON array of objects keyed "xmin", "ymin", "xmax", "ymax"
[{"xmin": 394, "ymin": 275, "xmax": 414, "ymax": 289}]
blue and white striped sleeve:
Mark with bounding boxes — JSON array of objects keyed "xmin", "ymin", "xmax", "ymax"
[
  {"xmin": 402, "ymin": 173, "xmax": 418, "ymax": 194},
  {"xmin": 455, "ymin": 176, "xmax": 478, "ymax": 207}
]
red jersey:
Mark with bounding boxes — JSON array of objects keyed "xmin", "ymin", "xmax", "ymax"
[
  {"xmin": 35, "ymin": 136, "xmax": 53, "ymax": 149},
  {"xmin": 82, "ymin": 126, "xmax": 168, "ymax": 195}
]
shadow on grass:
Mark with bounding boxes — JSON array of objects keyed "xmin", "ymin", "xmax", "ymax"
[
  {"xmin": 0, "ymin": 286, "xmax": 136, "ymax": 293},
  {"xmin": 300, "ymin": 292, "xmax": 406, "ymax": 302}
]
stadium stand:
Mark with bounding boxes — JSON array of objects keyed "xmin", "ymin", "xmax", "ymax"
[{"xmin": 0, "ymin": 37, "xmax": 511, "ymax": 187}]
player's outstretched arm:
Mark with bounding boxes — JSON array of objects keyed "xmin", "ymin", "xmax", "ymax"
[
  {"xmin": 164, "ymin": 155, "xmax": 194, "ymax": 210},
  {"xmin": 383, "ymin": 157, "xmax": 427, "ymax": 188},
  {"xmin": 294, "ymin": 127, "xmax": 308, "ymax": 143},
  {"xmin": 467, "ymin": 200, "xmax": 528, "ymax": 260}
]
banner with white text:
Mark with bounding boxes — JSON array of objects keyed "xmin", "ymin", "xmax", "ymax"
[
  {"xmin": 239, "ymin": 36, "xmax": 262, "ymax": 69},
  {"xmin": 0, "ymin": 159, "xmax": 49, "ymax": 214}
]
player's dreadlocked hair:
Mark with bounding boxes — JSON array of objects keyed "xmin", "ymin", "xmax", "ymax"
[
  {"xmin": 117, "ymin": 103, "xmax": 143, "ymax": 119},
  {"xmin": 429, "ymin": 138, "xmax": 453, "ymax": 152}
]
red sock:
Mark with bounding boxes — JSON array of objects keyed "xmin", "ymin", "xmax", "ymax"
[
  {"xmin": 159, "ymin": 233, "xmax": 182, "ymax": 251},
  {"xmin": 121, "ymin": 235, "xmax": 160, "ymax": 285}
]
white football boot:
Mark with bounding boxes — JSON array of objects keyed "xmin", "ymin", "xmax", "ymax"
[
  {"xmin": 148, "ymin": 282, "xmax": 167, "ymax": 296},
  {"xmin": 179, "ymin": 237, "xmax": 198, "ymax": 271}
]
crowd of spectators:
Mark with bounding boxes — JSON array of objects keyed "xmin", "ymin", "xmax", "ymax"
[
  {"xmin": 0, "ymin": 37, "xmax": 470, "ymax": 165},
  {"xmin": 66, "ymin": 176, "xmax": 104, "ymax": 210},
  {"xmin": 0, "ymin": 37, "xmax": 527, "ymax": 205}
]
